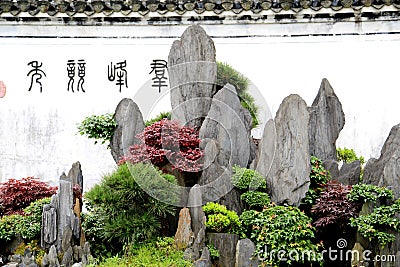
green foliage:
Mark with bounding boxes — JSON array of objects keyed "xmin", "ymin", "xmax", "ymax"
[
  {"xmin": 350, "ymin": 199, "xmax": 400, "ymax": 247},
  {"xmin": 301, "ymin": 156, "xmax": 330, "ymax": 209},
  {"xmin": 206, "ymin": 243, "xmax": 220, "ymax": 260},
  {"xmin": 77, "ymin": 113, "xmax": 117, "ymax": 146},
  {"xmin": 145, "ymin": 111, "xmax": 171, "ymax": 127},
  {"xmin": 217, "ymin": 62, "xmax": 259, "ymax": 128},
  {"xmin": 88, "ymin": 237, "xmax": 192, "ymax": 267},
  {"xmin": 348, "ymin": 184, "xmax": 394, "ymax": 203},
  {"xmin": 203, "ymin": 202, "xmax": 241, "ymax": 234},
  {"xmin": 240, "ymin": 204, "xmax": 322, "ymax": 266},
  {"xmin": 14, "ymin": 240, "xmax": 46, "ymax": 266},
  {"xmin": 337, "ymin": 147, "xmax": 365, "ymax": 165},
  {"xmin": 0, "ymin": 198, "xmax": 50, "ymax": 241},
  {"xmin": 241, "ymin": 191, "xmax": 270, "ymax": 209},
  {"xmin": 232, "ymin": 165, "xmax": 266, "ymax": 192},
  {"xmin": 83, "ymin": 163, "xmax": 177, "ymax": 253}
]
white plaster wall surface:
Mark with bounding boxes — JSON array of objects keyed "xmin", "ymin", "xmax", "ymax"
[{"xmin": 0, "ymin": 22, "xmax": 399, "ymax": 189}]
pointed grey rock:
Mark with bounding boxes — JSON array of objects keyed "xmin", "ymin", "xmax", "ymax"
[
  {"xmin": 338, "ymin": 160, "xmax": 361, "ymax": 185},
  {"xmin": 194, "ymin": 247, "xmax": 212, "ymax": 267},
  {"xmin": 110, "ymin": 98, "xmax": 145, "ymax": 163},
  {"xmin": 265, "ymin": 94, "xmax": 310, "ymax": 206},
  {"xmin": 308, "ymin": 78, "xmax": 345, "ymax": 163},
  {"xmin": 363, "ymin": 124, "xmax": 400, "ymax": 197},
  {"xmin": 61, "ymin": 246, "xmax": 73, "ymax": 267},
  {"xmin": 47, "ymin": 245, "xmax": 60, "ymax": 267},
  {"xmin": 168, "ymin": 25, "xmax": 217, "ymax": 129}
]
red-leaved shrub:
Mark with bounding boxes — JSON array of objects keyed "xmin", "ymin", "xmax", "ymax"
[
  {"xmin": 0, "ymin": 177, "xmax": 58, "ymax": 215},
  {"xmin": 120, "ymin": 119, "xmax": 203, "ymax": 172},
  {"xmin": 311, "ymin": 180, "xmax": 359, "ymax": 230}
]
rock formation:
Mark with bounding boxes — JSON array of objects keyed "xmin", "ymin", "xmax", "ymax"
[
  {"xmin": 168, "ymin": 25, "xmax": 217, "ymax": 129},
  {"xmin": 257, "ymin": 94, "xmax": 310, "ymax": 206},
  {"xmin": 308, "ymin": 78, "xmax": 345, "ymax": 177},
  {"xmin": 110, "ymin": 98, "xmax": 145, "ymax": 163}
]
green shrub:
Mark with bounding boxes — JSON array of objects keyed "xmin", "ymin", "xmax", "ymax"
[
  {"xmin": 0, "ymin": 197, "xmax": 51, "ymax": 241},
  {"xmin": 88, "ymin": 237, "xmax": 191, "ymax": 267},
  {"xmin": 217, "ymin": 62, "xmax": 259, "ymax": 128},
  {"xmin": 145, "ymin": 111, "xmax": 171, "ymax": 127},
  {"xmin": 301, "ymin": 156, "xmax": 330, "ymax": 211},
  {"xmin": 77, "ymin": 113, "xmax": 117, "ymax": 146},
  {"xmin": 83, "ymin": 163, "xmax": 177, "ymax": 253},
  {"xmin": 348, "ymin": 184, "xmax": 393, "ymax": 203},
  {"xmin": 241, "ymin": 191, "xmax": 270, "ymax": 209},
  {"xmin": 337, "ymin": 147, "xmax": 365, "ymax": 165},
  {"xmin": 240, "ymin": 204, "xmax": 322, "ymax": 266},
  {"xmin": 350, "ymin": 199, "xmax": 400, "ymax": 246},
  {"xmin": 203, "ymin": 202, "xmax": 241, "ymax": 234},
  {"xmin": 232, "ymin": 165, "xmax": 266, "ymax": 192},
  {"xmin": 206, "ymin": 243, "xmax": 220, "ymax": 260}
]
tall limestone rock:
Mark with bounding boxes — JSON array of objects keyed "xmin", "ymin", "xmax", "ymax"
[
  {"xmin": 199, "ymin": 84, "xmax": 254, "ymax": 213},
  {"xmin": 308, "ymin": 78, "xmax": 345, "ymax": 178},
  {"xmin": 257, "ymin": 94, "xmax": 310, "ymax": 206},
  {"xmin": 168, "ymin": 25, "xmax": 217, "ymax": 129},
  {"xmin": 110, "ymin": 98, "xmax": 144, "ymax": 163}
]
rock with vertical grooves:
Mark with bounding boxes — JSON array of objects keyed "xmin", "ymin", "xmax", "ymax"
[
  {"xmin": 66, "ymin": 162, "xmax": 83, "ymax": 193},
  {"xmin": 82, "ymin": 242, "xmax": 92, "ymax": 266},
  {"xmin": 199, "ymin": 84, "xmax": 253, "ymax": 213},
  {"xmin": 363, "ymin": 124, "xmax": 400, "ymax": 197},
  {"xmin": 308, "ymin": 78, "xmax": 345, "ymax": 179},
  {"xmin": 188, "ymin": 184, "xmax": 206, "ymax": 238},
  {"xmin": 56, "ymin": 178, "xmax": 75, "ymax": 252},
  {"xmin": 235, "ymin": 238, "xmax": 260, "ymax": 267},
  {"xmin": 41, "ymin": 203, "xmax": 57, "ymax": 249},
  {"xmin": 208, "ymin": 233, "xmax": 239, "ymax": 267},
  {"xmin": 265, "ymin": 94, "xmax": 310, "ymax": 206},
  {"xmin": 61, "ymin": 246, "xmax": 73, "ymax": 267},
  {"xmin": 110, "ymin": 98, "xmax": 145, "ymax": 163},
  {"xmin": 174, "ymin": 208, "xmax": 194, "ymax": 250},
  {"xmin": 47, "ymin": 245, "xmax": 60, "ymax": 267},
  {"xmin": 308, "ymin": 78, "xmax": 345, "ymax": 163},
  {"xmin": 168, "ymin": 25, "xmax": 217, "ymax": 129},
  {"xmin": 255, "ymin": 119, "xmax": 276, "ymax": 179}
]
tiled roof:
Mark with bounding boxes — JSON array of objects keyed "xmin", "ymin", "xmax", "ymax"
[{"xmin": 0, "ymin": 0, "xmax": 399, "ymax": 17}]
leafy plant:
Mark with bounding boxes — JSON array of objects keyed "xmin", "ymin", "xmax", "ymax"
[
  {"xmin": 14, "ymin": 240, "xmax": 46, "ymax": 265},
  {"xmin": 120, "ymin": 119, "xmax": 203, "ymax": 173},
  {"xmin": 0, "ymin": 198, "xmax": 51, "ymax": 241},
  {"xmin": 337, "ymin": 147, "xmax": 365, "ymax": 165},
  {"xmin": 240, "ymin": 204, "xmax": 322, "ymax": 266},
  {"xmin": 232, "ymin": 165, "xmax": 266, "ymax": 192},
  {"xmin": 77, "ymin": 113, "xmax": 117, "ymax": 146},
  {"xmin": 83, "ymin": 163, "xmax": 177, "ymax": 253},
  {"xmin": 350, "ymin": 199, "xmax": 400, "ymax": 246},
  {"xmin": 206, "ymin": 243, "xmax": 220, "ymax": 260},
  {"xmin": 348, "ymin": 184, "xmax": 393, "ymax": 203},
  {"xmin": 145, "ymin": 111, "xmax": 171, "ymax": 127},
  {"xmin": 300, "ymin": 156, "xmax": 330, "ymax": 213},
  {"xmin": 87, "ymin": 237, "xmax": 192, "ymax": 267},
  {"xmin": 0, "ymin": 177, "xmax": 57, "ymax": 215},
  {"xmin": 203, "ymin": 202, "xmax": 241, "ymax": 234},
  {"xmin": 217, "ymin": 62, "xmax": 259, "ymax": 128},
  {"xmin": 311, "ymin": 181, "xmax": 359, "ymax": 230},
  {"xmin": 240, "ymin": 191, "xmax": 270, "ymax": 209}
]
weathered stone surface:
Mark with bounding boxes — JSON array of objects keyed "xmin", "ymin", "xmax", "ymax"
[
  {"xmin": 73, "ymin": 245, "xmax": 82, "ymax": 262},
  {"xmin": 110, "ymin": 98, "xmax": 145, "ymax": 163},
  {"xmin": 47, "ymin": 245, "xmax": 60, "ymax": 267},
  {"xmin": 174, "ymin": 208, "xmax": 194, "ymax": 250},
  {"xmin": 61, "ymin": 246, "xmax": 73, "ymax": 267},
  {"xmin": 235, "ymin": 238, "xmax": 260, "ymax": 267},
  {"xmin": 255, "ymin": 119, "xmax": 276, "ymax": 179},
  {"xmin": 81, "ymin": 242, "xmax": 91, "ymax": 267},
  {"xmin": 322, "ymin": 159, "xmax": 340, "ymax": 181},
  {"xmin": 168, "ymin": 25, "xmax": 217, "ymax": 129},
  {"xmin": 308, "ymin": 78, "xmax": 345, "ymax": 162},
  {"xmin": 337, "ymin": 160, "xmax": 361, "ymax": 185},
  {"xmin": 61, "ymin": 227, "xmax": 73, "ymax": 253},
  {"xmin": 66, "ymin": 162, "xmax": 83, "ymax": 192},
  {"xmin": 351, "ymin": 243, "xmax": 364, "ymax": 267},
  {"xmin": 8, "ymin": 255, "xmax": 22, "ymax": 264},
  {"xmin": 363, "ymin": 124, "xmax": 400, "ymax": 198},
  {"xmin": 193, "ymin": 247, "xmax": 212, "ymax": 267},
  {"xmin": 263, "ymin": 94, "xmax": 310, "ymax": 206},
  {"xmin": 208, "ymin": 233, "xmax": 239, "ymax": 267},
  {"xmin": 199, "ymin": 84, "xmax": 253, "ymax": 213},
  {"xmin": 71, "ymin": 263, "xmax": 82, "ymax": 267},
  {"xmin": 41, "ymin": 204, "xmax": 57, "ymax": 248},
  {"xmin": 192, "ymin": 227, "xmax": 206, "ymax": 261},
  {"xmin": 188, "ymin": 184, "xmax": 206, "ymax": 237}
]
